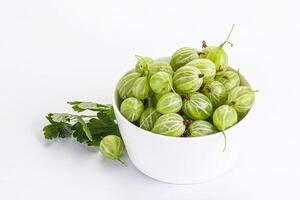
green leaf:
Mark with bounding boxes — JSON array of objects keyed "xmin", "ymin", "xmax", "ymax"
[
  {"xmin": 72, "ymin": 122, "xmax": 89, "ymax": 143},
  {"xmin": 87, "ymin": 111, "xmax": 120, "ymax": 136},
  {"xmin": 43, "ymin": 121, "xmax": 73, "ymax": 140},
  {"xmin": 68, "ymin": 101, "xmax": 112, "ymax": 113},
  {"xmin": 51, "ymin": 113, "xmax": 72, "ymax": 123},
  {"xmin": 76, "ymin": 116, "xmax": 93, "ymax": 141}
]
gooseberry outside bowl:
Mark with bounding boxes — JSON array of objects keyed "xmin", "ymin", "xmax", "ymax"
[{"xmin": 112, "ymin": 58, "xmax": 254, "ymax": 184}]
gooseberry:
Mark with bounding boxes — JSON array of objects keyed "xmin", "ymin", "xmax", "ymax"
[
  {"xmin": 170, "ymin": 47, "xmax": 199, "ymax": 71},
  {"xmin": 212, "ymin": 105, "xmax": 238, "ymax": 131},
  {"xmin": 188, "ymin": 120, "xmax": 217, "ymax": 137},
  {"xmin": 99, "ymin": 135, "xmax": 124, "ymax": 162},
  {"xmin": 150, "ymin": 71, "xmax": 173, "ymax": 94},
  {"xmin": 117, "ymin": 72, "xmax": 141, "ymax": 99},
  {"xmin": 139, "ymin": 107, "xmax": 161, "ymax": 131},
  {"xmin": 120, "ymin": 97, "xmax": 144, "ymax": 122},
  {"xmin": 147, "ymin": 60, "xmax": 173, "ymax": 77},
  {"xmin": 215, "ymin": 70, "xmax": 240, "ymax": 91},
  {"xmin": 199, "ymin": 41, "xmax": 216, "ymax": 58},
  {"xmin": 227, "ymin": 86, "xmax": 255, "ymax": 115},
  {"xmin": 150, "ymin": 93, "xmax": 164, "ymax": 108},
  {"xmin": 186, "ymin": 58, "xmax": 216, "ymax": 83},
  {"xmin": 132, "ymin": 76, "xmax": 152, "ymax": 100},
  {"xmin": 173, "ymin": 65, "xmax": 203, "ymax": 94},
  {"xmin": 135, "ymin": 55, "xmax": 153, "ymax": 74},
  {"xmin": 156, "ymin": 92, "xmax": 182, "ymax": 114},
  {"xmin": 151, "ymin": 113, "xmax": 185, "ymax": 137},
  {"xmin": 182, "ymin": 93, "xmax": 213, "ymax": 120},
  {"xmin": 204, "ymin": 25, "xmax": 235, "ymax": 75},
  {"xmin": 202, "ymin": 81, "xmax": 228, "ymax": 108}
]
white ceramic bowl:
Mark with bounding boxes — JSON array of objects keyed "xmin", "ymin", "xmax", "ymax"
[{"xmin": 112, "ymin": 58, "xmax": 254, "ymax": 184}]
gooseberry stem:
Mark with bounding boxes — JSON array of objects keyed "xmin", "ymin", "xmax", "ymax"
[
  {"xmin": 202, "ymin": 40, "xmax": 207, "ymax": 48},
  {"xmin": 228, "ymin": 101, "xmax": 236, "ymax": 106},
  {"xmin": 117, "ymin": 158, "xmax": 127, "ymax": 166},
  {"xmin": 222, "ymin": 131, "xmax": 227, "ymax": 152},
  {"xmin": 131, "ymin": 113, "xmax": 136, "ymax": 122},
  {"xmin": 169, "ymin": 81, "xmax": 176, "ymax": 93},
  {"xmin": 220, "ymin": 24, "xmax": 235, "ymax": 48}
]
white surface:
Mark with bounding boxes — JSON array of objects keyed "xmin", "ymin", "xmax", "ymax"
[
  {"xmin": 113, "ymin": 63, "xmax": 253, "ymax": 184},
  {"xmin": 0, "ymin": 0, "xmax": 299, "ymax": 199}
]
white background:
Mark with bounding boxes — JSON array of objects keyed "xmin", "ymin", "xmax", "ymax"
[{"xmin": 1, "ymin": 0, "xmax": 300, "ymax": 199}]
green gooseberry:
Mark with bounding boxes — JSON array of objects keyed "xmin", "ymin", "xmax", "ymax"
[
  {"xmin": 117, "ymin": 72, "xmax": 141, "ymax": 99},
  {"xmin": 173, "ymin": 66, "xmax": 203, "ymax": 94},
  {"xmin": 206, "ymin": 47, "xmax": 228, "ymax": 75},
  {"xmin": 132, "ymin": 76, "xmax": 152, "ymax": 100},
  {"xmin": 188, "ymin": 120, "xmax": 217, "ymax": 137},
  {"xmin": 149, "ymin": 71, "xmax": 173, "ymax": 94},
  {"xmin": 135, "ymin": 55, "xmax": 153, "ymax": 74},
  {"xmin": 139, "ymin": 107, "xmax": 161, "ymax": 131},
  {"xmin": 212, "ymin": 105, "xmax": 238, "ymax": 131},
  {"xmin": 182, "ymin": 93, "xmax": 213, "ymax": 120},
  {"xmin": 170, "ymin": 47, "xmax": 199, "ymax": 71},
  {"xmin": 227, "ymin": 86, "xmax": 255, "ymax": 115},
  {"xmin": 215, "ymin": 70, "xmax": 240, "ymax": 91},
  {"xmin": 120, "ymin": 97, "xmax": 144, "ymax": 122},
  {"xmin": 186, "ymin": 58, "xmax": 216, "ymax": 83},
  {"xmin": 99, "ymin": 135, "xmax": 124, "ymax": 162},
  {"xmin": 199, "ymin": 42, "xmax": 216, "ymax": 58},
  {"xmin": 204, "ymin": 25, "xmax": 235, "ymax": 75},
  {"xmin": 156, "ymin": 92, "xmax": 182, "ymax": 114},
  {"xmin": 202, "ymin": 81, "xmax": 228, "ymax": 108},
  {"xmin": 151, "ymin": 113, "xmax": 185, "ymax": 137},
  {"xmin": 147, "ymin": 60, "xmax": 173, "ymax": 77},
  {"xmin": 150, "ymin": 93, "xmax": 164, "ymax": 108}
]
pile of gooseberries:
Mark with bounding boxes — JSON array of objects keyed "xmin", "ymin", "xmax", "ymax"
[{"xmin": 117, "ymin": 25, "xmax": 256, "ymax": 149}]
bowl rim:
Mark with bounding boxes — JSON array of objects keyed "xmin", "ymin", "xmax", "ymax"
[{"xmin": 111, "ymin": 57, "xmax": 255, "ymax": 141}]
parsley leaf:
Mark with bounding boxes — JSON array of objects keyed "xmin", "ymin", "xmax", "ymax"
[
  {"xmin": 42, "ymin": 102, "xmax": 120, "ymax": 147},
  {"xmin": 72, "ymin": 122, "xmax": 89, "ymax": 143},
  {"xmin": 76, "ymin": 116, "xmax": 93, "ymax": 141},
  {"xmin": 87, "ymin": 111, "xmax": 120, "ymax": 136},
  {"xmin": 43, "ymin": 114, "xmax": 73, "ymax": 139},
  {"xmin": 68, "ymin": 101, "xmax": 113, "ymax": 113}
]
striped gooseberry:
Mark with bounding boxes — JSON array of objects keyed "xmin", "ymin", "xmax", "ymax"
[
  {"xmin": 202, "ymin": 81, "xmax": 228, "ymax": 108},
  {"xmin": 182, "ymin": 93, "xmax": 213, "ymax": 120},
  {"xmin": 99, "ymin": 135, "xmax": 124, "ymax": 163},
  {"xmin": 188, "ymin": 120, "xmax": 217, "ymax": 137},
  {"xmin": 173, "ymin": 65, "xmax": 203, "ymax": 94},
  {"xmin": 149, "ymin": 71, "xmax": 173, "ymax": 94},
  {"xmin": 212, "ymin": 105, "xmax": 238, "ymax": 131},
  {"xmin": 147, "ymin": 60, "xmax": 173, "ymax": 77},
  {"xmin": 199, "ymin": 42, "xmax": 216, "ymax": 58},
  {"xmin": 156, "ymin": 92, "xmax": 182, "ymax": 114},
  {"xmin": 186, "ymin": 58, "xmax": 216, "ymax": 83},
  {"xmin": 135, "ymin": 55, "xmax": 153, "ymax": 74},
  {"xmin": 215, "ymin": 70, "xmax": 240, "ymax": 91},
  {"xmin": 117, "ymin": 72, "xmax": 141, "ymax": 99},
  {"xmin": 150, "ymin": 93, "xmax": 163, "ymax": 108},
  {"xmin": 132, "ymin": 76, "xmax": 152, "ymax": 100},
  {"xmin": 151, "ymin": 113, "xmax": 185, "ymax": 137},
  {"xmin": 120, "ymin": 97, "xmax": 144, "ymax": 122},
  {"xmin": 227, "ymin": 86, "xmax": 255, "ymax": 116},
  {"xmin": 139, "ymin": 107, "xmax": 161, "ymax": 131},
  {"xmin": 170, "ymin": 47, "xmax": 199, "ymax": 71}
]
